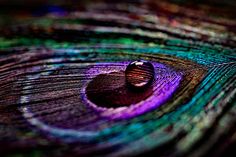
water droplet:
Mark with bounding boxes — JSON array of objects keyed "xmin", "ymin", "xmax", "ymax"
[{"xmin": 125, "ymin": 60, "xmax": 155, "ymax": 89}]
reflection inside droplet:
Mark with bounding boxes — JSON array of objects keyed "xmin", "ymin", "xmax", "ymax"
[{"xmin": 125, "ymin": 60, "xmax": 155, "ymax": 89}]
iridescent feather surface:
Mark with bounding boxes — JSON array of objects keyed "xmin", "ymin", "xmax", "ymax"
[{"xmin": 0, "ymin": 0, "xmax": 235, "ymax": 157}]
